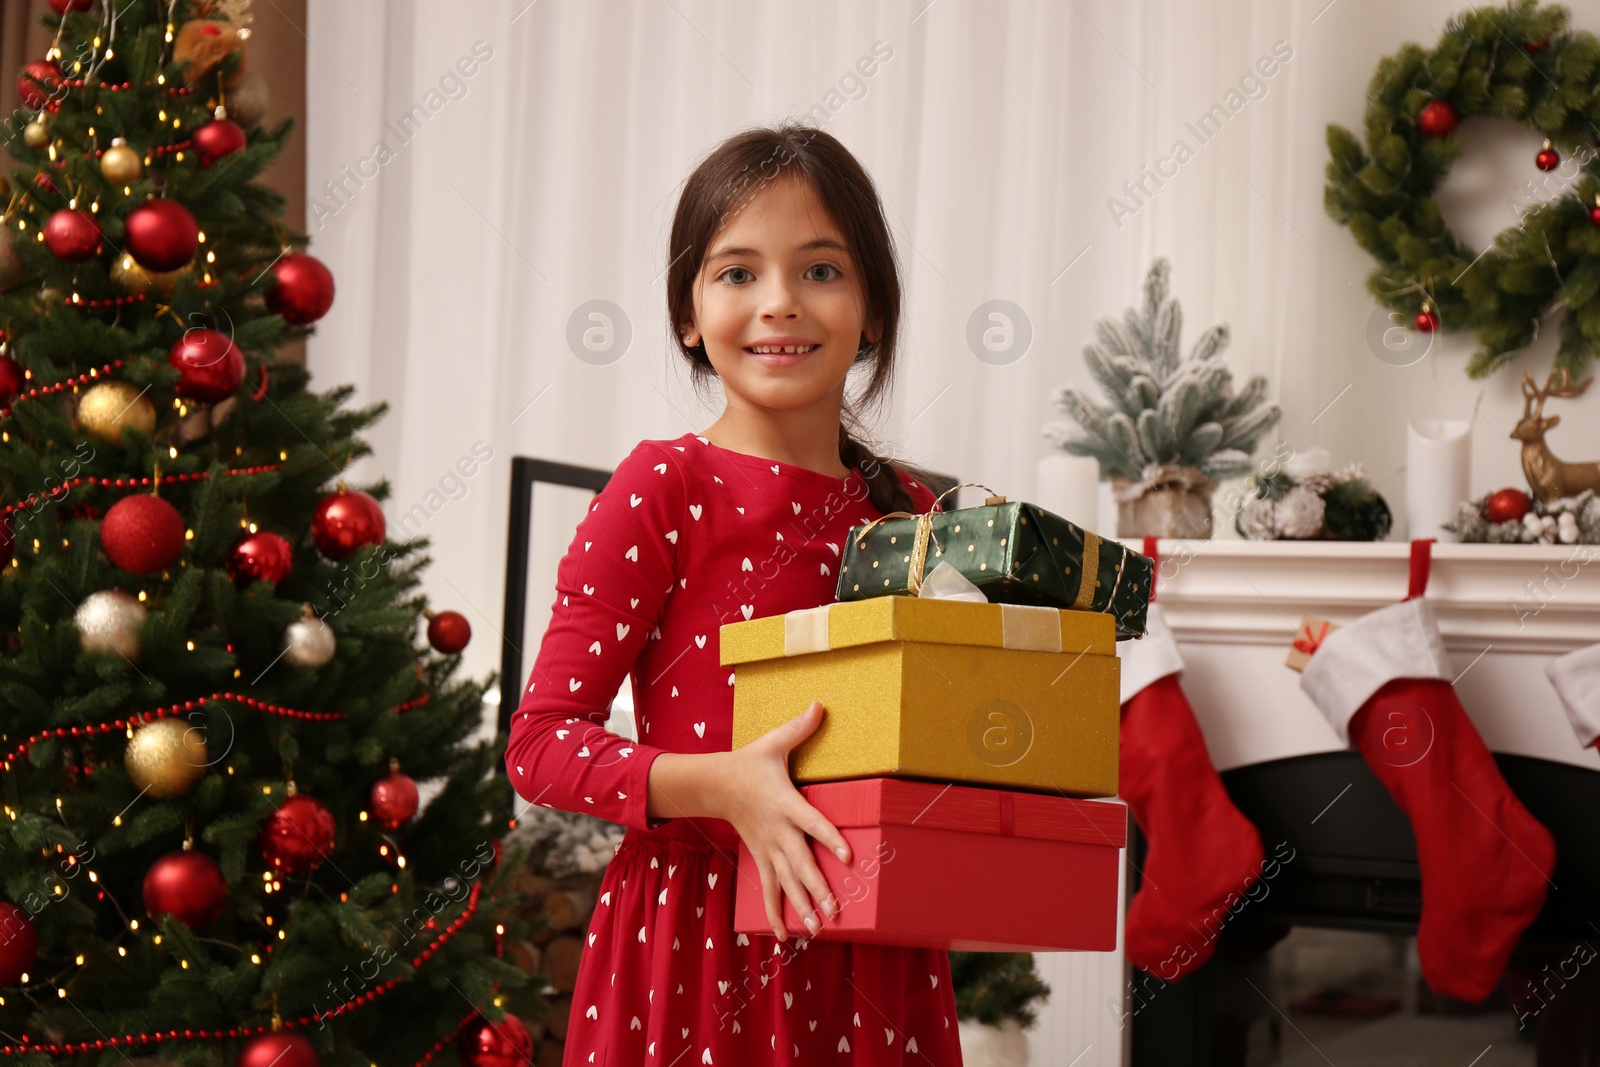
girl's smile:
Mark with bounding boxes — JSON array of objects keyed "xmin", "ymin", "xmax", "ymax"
[{"xmin": 744, "ymin": 336, "xmax": 822, "ymax": 367}]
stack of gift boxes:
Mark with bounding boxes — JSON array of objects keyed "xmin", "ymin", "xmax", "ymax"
[{"xmin": 720, "ymin": 488, "xmax": 1154, "ymax": 953}]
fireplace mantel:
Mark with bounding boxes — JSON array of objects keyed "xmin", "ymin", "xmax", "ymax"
[{"xmin": 1126, "ymin": 538, "xmax": 1600, "ymax": 774}]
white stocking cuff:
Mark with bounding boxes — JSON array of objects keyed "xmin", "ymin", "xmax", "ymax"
[
  {"xmin": 1546, "ymin": 643, "xmax": 1600, "ymax": 749},
  {"xmin": 1116, "ymin": 601, "xmax": 1184, "ymax": 704},
  {"xmin": 1299, "ymin": 598, "xmax": 1452, "ymax": 745}
]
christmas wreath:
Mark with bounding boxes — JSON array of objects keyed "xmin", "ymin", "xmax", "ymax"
[{"xmin": 1324, "ymin": 0, "xmax": 1600, "ymax": 379}]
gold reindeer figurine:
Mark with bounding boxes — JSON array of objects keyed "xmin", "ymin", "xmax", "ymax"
[{"xmin": 1512, "ymin": 369, "xmax": 1600, "ymax": 503}]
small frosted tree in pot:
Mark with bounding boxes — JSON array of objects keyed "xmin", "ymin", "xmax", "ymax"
[{"xmin": 1044, "ymin": 258, "xmax": 1281, "ymax": 538}]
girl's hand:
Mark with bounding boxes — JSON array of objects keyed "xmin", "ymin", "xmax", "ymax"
[{"xmin": 708, "ymin": 700, "xmax": 851, "ymax": 941}]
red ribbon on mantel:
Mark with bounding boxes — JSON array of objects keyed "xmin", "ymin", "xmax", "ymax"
[
  {"xmin": 1404, "ymin": 538, "xmax": 1436, "ymax": 601},
  {"xmin": 1293, "ymin": 620, "xmax": 1331, "ymax": 657},
  {"xmin": 1143, "ymin": 536, "xmax": 1160, "ymax": 601}
]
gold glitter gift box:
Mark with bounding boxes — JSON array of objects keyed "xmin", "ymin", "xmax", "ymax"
[{"xmin": 721, "ymin": 595, "xmax": 1120, "ymax": 797}]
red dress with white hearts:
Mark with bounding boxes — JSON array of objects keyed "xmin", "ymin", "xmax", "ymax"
[{"xmin": 504, "ymin": 432, "xmax": 961, "ymax": 1065}]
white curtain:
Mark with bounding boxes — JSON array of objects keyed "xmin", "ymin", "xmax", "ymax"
[{"xmin": 306, "ymin": 0, "xmax": 1600, "ymax": 1056}]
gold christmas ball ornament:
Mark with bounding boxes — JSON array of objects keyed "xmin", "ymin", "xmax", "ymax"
[
  {"xmin": 23, "ymin": 120, "xmax": 50, "ymax": 149},
  {"xmin": 100, "ymin": 138, "xmax": 142, "ymax": 184},
  {"xmin": 110, "ymin": 253, "xmax": 185, "ymax": 295},
  {"xmin": 125, "ymin": 716, "xmax": 209, "ymax": 798},
  {"xmin": 78, "ymin": 380, "xmax": 158, "ymax": 444},
  {"xmin": 74, "ymin": 589, "xmax": 148, "ymax": 659}
]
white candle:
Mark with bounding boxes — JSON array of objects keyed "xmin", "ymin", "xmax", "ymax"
[
  {"xmin": 1035, "ymin": 454, "xmax": 1101, "ymax": 531},
  {"xmin": 1406, "ymin": 419, "xmax": 1472, "ymax": 541}
]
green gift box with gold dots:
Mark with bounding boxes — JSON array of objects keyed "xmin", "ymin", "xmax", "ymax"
[{"xmin": 834, "ymin": 489, "xmax": 1153, "ymax": 639}]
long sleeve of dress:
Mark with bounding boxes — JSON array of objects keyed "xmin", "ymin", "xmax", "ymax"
[{"xmin": 503, "ymin": 441, "xmax": 684, "ymax": 831}]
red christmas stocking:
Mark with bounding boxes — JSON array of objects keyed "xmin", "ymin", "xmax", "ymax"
[
  {"xmin": 1118, "ymin": 601, "xmax": 1266, "ymax": 980},
  {"xmin": 1301, "ymin": 594, "xmax": 1557, "ymax": 1002}
]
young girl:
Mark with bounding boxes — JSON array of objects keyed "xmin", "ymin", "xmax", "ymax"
[{"xmin": 505, "ymin": 122, "xmax": 962, "ymax": 1065}]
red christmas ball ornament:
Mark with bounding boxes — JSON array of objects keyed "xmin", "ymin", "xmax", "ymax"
[
  {"xmin": 259, "ymin": 792, "xmax": 337, "ymax": 875},
  {"xmin": 227, "ymin": 530, "xmax": 293, "ymax": 587},
  {"xmin": 311, "ymin": 486, "xmax": 385, "ymax": 560},
  {"xmin": 458, "ymin": 1013, "xmax": 533, "ymax": 1067},
  {"xmin": 194, "ymin": 115, "xmax": 247, "ymax": 166},
  {"xmin": 125, "ymin": 198, "xmax": 199, "ymax": 272},
  {"xmin": 1590, "ymin": 196, "xmax": 1600, "ymax": 229},
  {"xmin": 17, "ymin": 60, "xmax": 60, "ymax": 110},
  {"xmin": 264, "ymin": 253, "xmax": 336, "ymax": 326},
  {"xmin": 44, "ymin": 208, "xmax": 102, "ymax": 262},
  {"xmin": 1482, "ymin": 487, "xmax": 1533, "ymax": 524},
  {"xmin": 33, "ymin": 171, "xmax": 57, "ymax": 195},
  {"xmin": 50, "ymin": 0, "xmax": 93, "ymax": 11},
  {"xmin": 237, "ymin": 1032, "xmax": 319, "ymax": 1067},
  {"xmin": 143, "ymin": 850, "xmax": 228, "ymax": 929},
  {"xmin": 1414, "ymin": 303, "xmax": 1439, "ymax": 333},
  {"xmin": 169, "ymin": 328, "xmax": 245, "ymax": 403},
  {"xmin": 101, "ymin": 493, "xmax": 186, "ymax": 574},
  {"xmin": 1535, "ymin": 139, "xmax": 1561, "ymax": 172},
  {"xmin": 0, "ymin": 902, "xmax": 37, "ymax": 986},
  {"xmin": 427, "ymin": 609, "xmax": 472, "ymax": 654},
  {"xmin": 1524, "ymin": 35, "xmax": 1550, "ymax": 52},
  {"xmin": 1417, "ymin": 99, "xmax": 1459, "ymax": 138},
  {"xmin": 0, "ymin": 354, "xmax": 25, "ymax": 406},
  {"xmin": 370, "ymin": 763, "xmax": 419, "ymax": 830}
]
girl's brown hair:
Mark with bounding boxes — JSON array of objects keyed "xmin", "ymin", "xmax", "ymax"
[{"xmin": 666, "ymin": 121, "xmax": 939, "ymax": 515}]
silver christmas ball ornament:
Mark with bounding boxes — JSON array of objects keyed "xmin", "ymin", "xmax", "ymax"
[
  {"xmin": 284, "ymin": 605, "xmax": 336, "ymax": 668},
  {"xmin": 75, "ymin": 589, "xmax": 148, "ymax": 659}
]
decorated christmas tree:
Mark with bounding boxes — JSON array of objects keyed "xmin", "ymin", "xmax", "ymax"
[{"xmin": 0, "ymin": 2, "xmax": 540, "ymax": 1064}]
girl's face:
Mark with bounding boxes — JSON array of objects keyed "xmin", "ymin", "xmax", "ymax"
[{"xmin": 685, "ymin": 177, "xmax": 878, "ymax": 416}]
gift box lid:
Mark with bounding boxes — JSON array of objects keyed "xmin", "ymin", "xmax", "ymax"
[
  {"xmin": 798, "ymin": 777, "xmax": 1127, "ymax": 848},
  {"xmin": 719, "ymin": 594, "xmax": 1117, "ymax": 667}
]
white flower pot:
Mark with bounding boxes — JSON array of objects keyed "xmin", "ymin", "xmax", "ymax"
[{"xmin": 956, "ymin": 1018, "xmax": 1030, "ymax": 1067}]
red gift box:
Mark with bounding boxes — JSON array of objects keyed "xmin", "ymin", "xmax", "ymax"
[{"xmin": 733, "ymin": 777, "xmax": 1126, "ymax": 952}]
